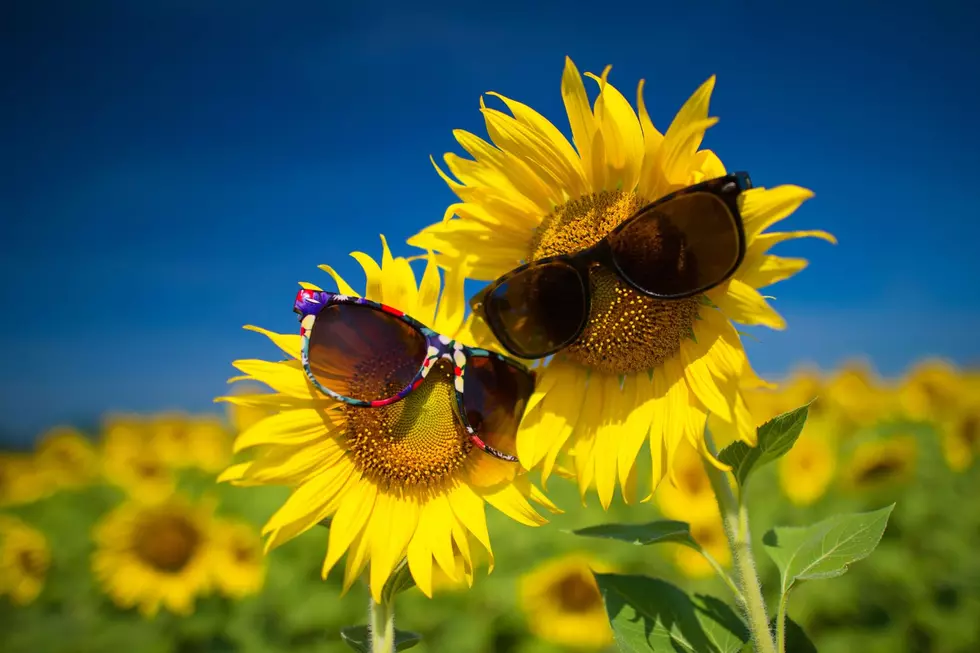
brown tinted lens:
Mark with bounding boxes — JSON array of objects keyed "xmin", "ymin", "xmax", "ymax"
[
  {"xmin": 307, "ymin": 303, "xmax": 427, "ymax": 402},
  {"xmin": 484, "ymin": 262, "xmax": 587, "ymax": 358},
  {"xmin": 609, "ymin": 192, "xmax": 741, "ymax": 297},
  {"xmin": 462, "ymin": 356, "xmax": 534, "ymax": 459}
]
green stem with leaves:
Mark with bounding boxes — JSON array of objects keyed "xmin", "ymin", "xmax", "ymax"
[
  {"xmin": 702, "ymin": 433, "xmax": 778, "ymax": 653},
  {"xmin": 369, "ymin": 595, "xmax": 395, "ymax": 653}
]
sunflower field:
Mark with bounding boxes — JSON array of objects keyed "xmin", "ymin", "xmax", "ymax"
[{"xmin": 1, "ymin": 359, "xmax": 978, "ymax": 653}]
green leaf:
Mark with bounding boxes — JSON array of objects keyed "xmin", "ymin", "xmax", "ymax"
[
  {"xmin": 573, "ymin": 520, "xmax": 699, "ymax": 549},
  {"xmin": 771, "ymin": 616, "xmax": 818, "ymax": 653},
  {"xmin": 381, "ymin": 559, "xmax": 417, "ymax": 604},
  {"xmin": 718, "ymin": 402, "xmax": 812, "ymax": 487},
  {"xmin": 763, "ymin": 504, "xmax": 895, "ymax": 597},
  {"xmin": 594, "ymin": 573, "xmax": 749, "ymax": 653},
  {"xmin": 340, "ymin": 626, "xmax": 421, "ymax": 652}
]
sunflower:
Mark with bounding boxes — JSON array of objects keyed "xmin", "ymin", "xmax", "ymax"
[
  {"xmin": 210, "ymin": 519, "xmax": 266, "ymax": 599},
  {"xmin": 899, "ymin": 359, "xmax": 964, "ymax": 422},
  {"xmin": 824, "ymin": 362, "xmax": 889, "ymax": 431},
  {"xmin": 938, "ymin": 401, "xmax": 980, "ymax": 472},
  {"xmin": 101, "ymin": 418, "xmax": 176, "ymax": 504},
  {"xmin": 0, "ymin": 453, "xmax": 50, "ymax": 507},
  {"xmin": 0, "ymin": 515, "xmax": 50, "ymax": 606},
  {"xmin": 34, "ymin": 426, "xmax": 100, "ymax": 491},
  {"xmin": 777, "ymin": 418, "xmax": 837, "ymax": 506},
  {"xmin": 92, "ymin": 495, "xmax": 215, "ymax": 617},
  {"xmin": 744, "ymin": 366, "xmax": 829, "ymax": 425},
  {"xmin": 519, "ymin": 553, "xmax": 614, "ymax": 649},
  {"xmin": 842, "ymin": 436, "xmax": 917, "ymax": 491},
  {"xmin": 408, "ymin": 57, "xmax": 833, "ymax": 507},
  {"xmin": 218, "ymin": 237, "xmax": 558, "ymax": 602},
  {"xmin": 654, "ymin": 439, "xmax": 719, "ymax": 523},
  {"xmin": 672, "ymin": 515, "xmax": 730, "ymax": 580}
]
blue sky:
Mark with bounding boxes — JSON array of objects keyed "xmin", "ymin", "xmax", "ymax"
[{"xmin": 2, "ymin": 1, "xmax": 979, "ymax": 443}]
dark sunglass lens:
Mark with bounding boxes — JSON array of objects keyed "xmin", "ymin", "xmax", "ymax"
[
  {"xmin": 462, "ymin": 356, "xmax": 534, "ymax": 459},
  {"xmin": 609, "ymin": 192, "xmax": 741, "ymax": 297},
  {"xmin": 484, "ymin": 262, "xmax": 586, "ymax": 358},
  {"xmin": 307, "ymin": 304, "xmax": 427, "ymax": 402}
]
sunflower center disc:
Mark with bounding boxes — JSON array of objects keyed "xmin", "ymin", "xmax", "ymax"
[
  {"xmin": 855, "ymin": 457, "xmax": 904, "ymax": 485},
  {"xmin": 18, "ymin": 549, "xmax": 45, "ymax": 578},
  {"xmin": 961, "ymin": 414, "xmax": 978, "ymax": 447},
  {"xmin": 551, "ymin": 573, "xmax": 602, "ymax": 613},
  {"xmin": 134, "ymin": 512, "xmax": 201, "ymax": 573},
  {"xmin": 530, "ymin": 190, "xmax": 701, "ymax": 375},
  {"xmin": 345, "ymin": 360, "xmax": 472, "ymax": 489}
]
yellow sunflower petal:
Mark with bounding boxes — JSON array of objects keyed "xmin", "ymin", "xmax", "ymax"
[
  {"xmin": 635, "ymin": 78, "xmax": 665, "ymax": 198},
  {"xmin": 739, "ymin": 185, "xmax": 815, "ymax": 239},
  {"xmin": 262, "ymin": 460, "xmax": 355, "ymax": 538},
  {"xmin": 349, "ymin": 249, "xmax": 384, "ymax": 303},
  {"xmin": 322, "ymin": 475, "xmax": 378, "ymax": 579},
  {"xmin": 447, "ymin": 483, "xmax": 493, "ymax": 571},
  {"xmin": 231, "ymin": 360, "xmax": 320, "ymax": 399},
  {"xmin": 711, "ymin": 280, "xmax": 787, "ymax": 330},
  {"xmin": 617, "ymin": 372, "xmax": 656, "ymax": 496},
  {"xmin": 484, "ymin": 91, "xmax": 588, "ymax": 197},
  {"xmin": 414, "ymin": 251, "xmax": 442, "ymax": 325},
  {"xmin": 369, "ymin": 493, "xmax": 420, "ymax": 602},
  {"xmin": 586, "ymin": 67, "xmax": 644, "ymax": 192},
  {"xmin": 593, "ymin": 372, "xmax": 630, "ymax": 509},
  {"xmin": 317, "ymin": 264, "xmax": 360, "ymax": 297},
  {"xmin": 242, "ymin": 326, "xmax": 302, "ymax": 360},
  {"xmin": 379, "ymin": 235, "xmax": 419, "ymax": 314},
  {"xmin": 561, "ymin": 57, "xmax": 599, "ymax": 188},
  {"xmin": 408, "ymin": 219, "xmax": 525, "ymax": 282},
  {"xmin": 480, "ymin": 482, "xmax": 547, "ymax": 527},
  {"xmin": 233, "ymin": 408, "xmax": 342, "ymax": 453}
]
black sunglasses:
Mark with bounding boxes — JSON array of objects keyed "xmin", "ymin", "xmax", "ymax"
[{"xmin": 471, "ymin": 172, "xmax": 753, "ymax": 359}]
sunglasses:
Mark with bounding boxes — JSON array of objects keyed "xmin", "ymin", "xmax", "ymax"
[
  {"xmin": 471, "ymin": 172, "xmax": 753, "ymax": 359},
  {"xmin": 293, "ymin": 289, "xmax": 535, "ymax": 462}
]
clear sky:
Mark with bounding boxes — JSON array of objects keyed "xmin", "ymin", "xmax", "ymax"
[{"xmin": 2, "ymin": 1, "xmax": 979, "ymax": 443}]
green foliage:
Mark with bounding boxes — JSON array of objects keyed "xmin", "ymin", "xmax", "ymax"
[
  {"xmin": 339, "ymin": 626, "xmax": 421, "ymax": 652},
  {"xmin": 594, "ymin": 573, "xmax": 748, "ymax": 653},
  {"xmin": 573, "ymin": 520, "xmax": 699, "ymax": 549},
  {"xmin": 719, "ymin": 403, "xmax": 811, "ymax": 488},
  {"xmin": 763, "ymin": 505, "xmax": 894, "ymax": 597}
]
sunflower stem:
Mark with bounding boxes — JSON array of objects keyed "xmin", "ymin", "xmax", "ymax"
[
  {"xmin": 699, "ymin": 548, "xmax": 745, "ymax": 606},
  {"xmin": 369, "ymin": 595, "xmax": 396, "ymax": 653},
  {"xmin": 702, "ymin": 432, "xmax": 777, "ymax": 653}
]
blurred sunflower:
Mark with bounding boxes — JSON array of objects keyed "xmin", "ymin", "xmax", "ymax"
[
  {"xmin": 655, "ymin": 439, "xmax": 719, "ymax": 523},
  {"xmin": 0, "ymin": 453, "xmax": 49, "ymax": 507},
  {"xmin": 101, "ymin": 418, "xmax": 176, "ymax": 504},
  {"xmin": 92, "ymin": 495, "xmax": 215, "ymax": 617},
  {"xmin": 939, "ymin": 402, "xmax": 979, "ymax": 472},
  {"xmin": 218, "ymin": 237, "xmax": 558, "ymax": 601},
  {"xmin": 673, "ymin": 515, "xmax": 730, "ymax": 580},
  {"xmin": 825, "ymin": 362, "xmax": 889, "ymax": 431},
  {"xmin": 777, "ymin": 420, "xmax": 836, "ymax": 506},
  {"xmin": 34, "ymin": 426, "xmax": 100, "ymax": 491},
  {"xmin": 899, "ymin": 359, "xmax": 963, "ymax": 422},
  {"xmin": 408, "ymin": 57, "xmax": 832, "ymax": 507},
  {"xmin": 519, "ymin": 553, "xmax": 613, "ymax": 649},
  {"xmin": 0, "ymin": 515, "xmax": 50, "ymax": 606},
  {"xmin": 842, "ymin": 436, "xmax": 917, "ymax": 492},
  {"xmin": 211, "ymin": 519, "xmax": 266, "ymax": 599}
]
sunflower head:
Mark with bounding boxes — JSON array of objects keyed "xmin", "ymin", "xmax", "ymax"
[
  {"xmin": 842, "ymin": 436, "xmax": 917, "ymax": 492},
  {"xmin": 0, "ymin": 515, "xmax": 50, "ymax": 606},
  {"xmin": 777, "ymin": 421, "xmax": 837, "ymax": 506},
  {"xmin": 0, "ymin": 453, "xmax": 50, "ymax": 507},
  {"xmin": 940, "ymin": 402, "xmax": 980, "ymax": 472},
  {"xmin": 825, "ymin": 362, "xmax": 889, "ymax": 430},
  {"xmin": 100, "ymin": 417, "xmax": 176, "ymax": 504},
  {"xmin": 519, "ymin": 553, "xmax": 614, "ymax": 649},
  {"xmin": 34, "ymin": 426, "xmax": 100, "ymax": 490},
  {"xmin": 211, "ymin": 519, "xmax": 266, "ymax": 599},
  {"xmin": 92, "ymin": 494, "xmax": 215, "ymax": 617},
  {"xmin": 900, "ymin": 359, "xmax": 964, "ymax": 421},
  {"xmin": 218, "ymin": 236, "xmax": 557, "ymax": 601},
  {"xmin": 408, "ymin": 57, "xmax": 833, "ymax": 507}
]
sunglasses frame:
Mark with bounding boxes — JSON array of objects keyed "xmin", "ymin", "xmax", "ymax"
[
  {"xmin": 293, "ymin": 289, "xmax": 534, "ymax": 462},
  {"xmin": 472, "ymin": 172, "xmax": 754, "ymax": 359}
]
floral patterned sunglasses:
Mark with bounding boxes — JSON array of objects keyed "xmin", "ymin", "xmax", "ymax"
[
  {"xmin": 471, "ymin": 172, "xmax": 754, "ymax": 359},
  {"xmin": 293, "ymin": 289, "xmax": 535, "ymax": 462}
]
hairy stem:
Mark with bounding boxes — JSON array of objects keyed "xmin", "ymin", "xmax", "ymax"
[
  {"xmin": 370, "ymin": 595, "xmax": 395, "ymax": 653},
  {"xmin": 702, "ymin": 433, "xmax": 777, "ymax": 653}
]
